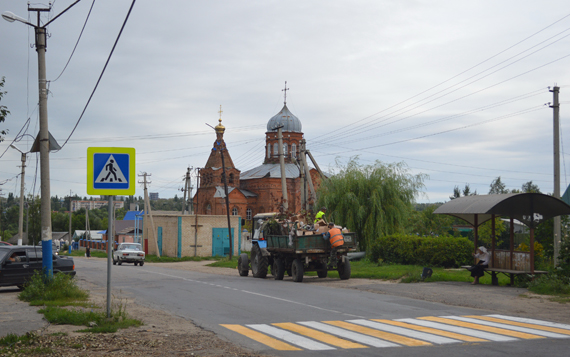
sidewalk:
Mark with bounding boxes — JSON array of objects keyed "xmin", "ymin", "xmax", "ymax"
[{"xmin": 0, "ymin": 288, "xmax": 46, "ymax": 337}]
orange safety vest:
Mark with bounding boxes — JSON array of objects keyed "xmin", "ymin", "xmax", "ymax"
[{"xmin": 328, "ymin": 228, "xmax": 344, "ymax": 248}]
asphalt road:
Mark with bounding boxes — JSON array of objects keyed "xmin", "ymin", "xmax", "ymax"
[{"xmin": 76, "ymin": 258, "xmax": 570, "ymax": 357}]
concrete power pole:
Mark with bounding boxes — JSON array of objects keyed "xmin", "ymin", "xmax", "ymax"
[
  {"xmin": 277, "ymin": 126, "xmax": 288, "ymax": 212},
  {"xmin": 17, "ymin": 151, "xmax": 26, "ymax": 246},
  {"xmin": 181, "ymin": 167, "xmax": 192, "ymax": 215},
  {"xmin": 139, "ymin": 173, "xmax": 159, "ymax": 258},
  {"xmin": 550, "ymin": 86, "xmax": 561, "ymax": 265}
]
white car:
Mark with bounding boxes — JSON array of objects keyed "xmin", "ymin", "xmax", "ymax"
[{"xmin": 113, "ymin": 243, "xmax": 145, "ymax": 266}]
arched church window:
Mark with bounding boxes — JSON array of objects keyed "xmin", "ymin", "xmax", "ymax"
[
  {"xmin": 273, "ymin": 143, "xmax": 279, "ymax": 157},
  {"xmin": 221, "ymin": 173, "xmax": 225, "ymax": 184},
  {"xmin": 232, "ymin": 207, "xmax": 239, "ymax": 216},
  {"xmin": 267, "ymin": 145, "xmax": 270, "ymax": 158},
  {"xmin": 291, "ymin": 143, "xmax": 297, "ymax": 158},
  {"xmin": 246, "ymin": 208, "xmax": 252, "ymax": 220},
  {"xmin": 283, "ymin": 143, "xmax": 288, "ymax": 156}
]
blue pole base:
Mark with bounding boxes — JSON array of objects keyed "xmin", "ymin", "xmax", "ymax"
[{"xmin": 42, "ymin": 239, "xmax": 53, "ymax": 279}]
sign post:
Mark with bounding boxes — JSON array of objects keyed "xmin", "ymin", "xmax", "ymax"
[{"xmin": 87, "ymin": 147, "xmax": 135, "ymax": 317}]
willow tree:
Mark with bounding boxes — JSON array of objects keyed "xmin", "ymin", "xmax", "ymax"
[{"xmin": 317, "ymin": 159, "xmax": 426, "ymax": 251}]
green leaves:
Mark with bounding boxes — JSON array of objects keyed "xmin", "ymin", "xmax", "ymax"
[{"xmin": 317, "ymin": 158, "xmax": 426, "ymax": 251}]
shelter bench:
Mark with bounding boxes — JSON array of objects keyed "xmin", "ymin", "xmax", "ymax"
[{"xmin": 461, "ymin": 265, "xmax": 548, "ymax": 286}]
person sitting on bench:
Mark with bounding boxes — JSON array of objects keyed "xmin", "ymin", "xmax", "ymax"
[{"xmin": 470, "ymin": 246, "xmax": 489, "ymax": 285}]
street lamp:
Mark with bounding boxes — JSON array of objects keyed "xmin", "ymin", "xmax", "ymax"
[
  {"xmin": 3, "ymin": 2, "xmax": 80, "ymax": 277},
  {"xmin": 9, "ymin": 144, "xmax": 26, "ymax": 246}
]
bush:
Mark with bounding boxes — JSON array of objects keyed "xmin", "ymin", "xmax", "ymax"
[
  {"xmin": 370, "ymin": 234, "xmax": 473, "ymax": 268},
  {"xmin": 19, "ymin": 271, "xmax": 88, "ymax": 304}
]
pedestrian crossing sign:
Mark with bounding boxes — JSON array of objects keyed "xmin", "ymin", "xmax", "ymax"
[{"xmin": 87, "ymin": 147, "xmax": 135, "ymax": 195}]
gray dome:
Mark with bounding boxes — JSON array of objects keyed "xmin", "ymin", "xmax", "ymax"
[{"xmin": 267, "ymin": 105, "xmax": 302, "ymax": 133}]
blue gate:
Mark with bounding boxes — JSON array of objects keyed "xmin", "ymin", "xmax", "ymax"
[
  {"xmin": 212, "ymin": 228, "xmax": 234, "ymax": 257},
  {"xmin": 157, "ymin": 227, "xmax": 163, "ymax": 256}
]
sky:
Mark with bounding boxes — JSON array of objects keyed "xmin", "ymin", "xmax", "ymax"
[{"xmin": 1, "ymin": 0, "xmax": 569, "ymax": 206}]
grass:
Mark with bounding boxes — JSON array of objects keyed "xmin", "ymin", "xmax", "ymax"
[
  {"xmin": 18, "ymin": 271, "xmax": 142, "ymax": 334},
  {"xmin": 0, "ymin": 333, "xmax": 55, "ymax": 355}
]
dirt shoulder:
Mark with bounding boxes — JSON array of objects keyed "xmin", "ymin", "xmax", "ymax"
[{"xmin": 21, "ymin": 260, "xmax": 570, "ymax": 356}]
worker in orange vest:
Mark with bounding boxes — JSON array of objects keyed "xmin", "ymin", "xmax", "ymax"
[{"xmin": 322, "ymin": 222, "xmax": 344, "ymax": 268}]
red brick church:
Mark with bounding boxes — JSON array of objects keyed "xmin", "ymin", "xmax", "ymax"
[{"xmin": 193, "ymin": 101, "xmax": 321, "ymax": 223}]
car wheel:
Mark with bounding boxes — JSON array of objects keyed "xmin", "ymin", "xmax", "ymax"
[
  {"xmin": 118, "ymin": 260, "xmax": 122, "ymax": 265},
  {"xmin": 134, "ymin": 262, "xmax": 138, "ymax": 266},
  {"xmin": 338, "ymin": 259, "xmax": 351, "ymax": 280},
  {"xmin": 251, "ymin": 245, "xmax": 268, "ymax": 278},
  {"xmin": 238, "ymin": 253, "xmax": 249, "ymax": 277},
  {"xmin": 291, "ymin": 259, "xmax": 304, "ymax": 283},
  {"xmin": 273, "ymin": 258, "xmax": 285, "ymax": 280},
  {"xmin": 139, "ymin": 261, "xmax": 144, "ymax": 267},
  {"xmin": 113, "ymin": 258, "xmax": 117, "ymax": 265}
]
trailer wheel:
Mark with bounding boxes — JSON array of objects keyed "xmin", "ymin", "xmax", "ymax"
[
  {"xmin": 238, "ymin": 253, "xmax": 249, "ymax": 277},
  {"xmin": 291, "ymin": 259, "xmax": 304, "ymax": 282},
  {"xmin": 273, "ymin": 258, "xmax": 285, "ymax": 280},
  {"xmin": 251, "ymin": 245, "xmax": 268, "ymax": 278},
  {"xmin": 338, "ymin": 259, "xmax": 351, "ymax": 280},
  {"xmin": 317, "ymin": 263, "xmax": 328, "ymax": 278}
]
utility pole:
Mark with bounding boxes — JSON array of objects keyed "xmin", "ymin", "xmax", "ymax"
[
  {"xmin": 220, "ymin": 144, "xmax": 233, "ymax": 260},
  {"xmin": 277, "ymin": 126, "xmax": 288, "ymax": 212},
  {"xmin": 68, "ymin": 190, "xmax": 72, "ymax": 253},
  {"xmin": 9, "ymin": 145, "xmax": 27, "ymax": 246},
  {"xmin": 550, "ymin": 86, "xmax": 561, "ymax": 265},
  {"xmin": 194, "ymin": 168, "xmax": 200, "ymax": 256},
  {"xmin": 181, "ymin": 167, "xmax": 192, "ymax": 215},
  {"xmin": 3, "ymin": 2, "xmax": 80, "ymax": 277},
  {"xmin": 139, "ymin": 173, "xmax": 159, "ymax": 258}
]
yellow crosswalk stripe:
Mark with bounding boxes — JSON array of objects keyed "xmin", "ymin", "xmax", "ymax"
[
  {"xmin": 464, "ymin": 316, "xmax": 570, "ymax": 336},
  {"xmin": 273, "ymin": 322, "xmax": 368, "ymax": 349},
  {"xmin": 374, "ymin": 319, "xmax": 487, "ymax": 342},
  {"xmin": 324, "ymin": 320, "xmax": 432, "ymax": 346},
  {"xmin": 418, "ymin": 317, "xmax": 545, "ymax": 339},
  {"xmin": 220, "ymin": 324, "xmax": 301, "ymax": 351}
]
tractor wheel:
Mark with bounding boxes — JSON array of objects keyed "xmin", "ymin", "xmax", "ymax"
[
  {"xmin": 251, "ymin": 245, "xmax": 268, "ymax": 278},
  {"xmin": 273, "ymin": 258, "xmax": 285, "ymax": 280},
  {"xmin": 317, "ymin": 262, "xmax": 328, "ymax": 278},
  {"xmin": 238, "ymin": 253, "xmax": 249, "ymax": 277},
  {"xmin": 291, "ymin": 259, "xmax": 304, "ymax": 282},
  {"xmin": 338, "ymin": 259, "xmax": 351, "ymax": 280}
]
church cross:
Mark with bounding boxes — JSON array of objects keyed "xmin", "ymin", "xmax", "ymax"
[{"xmin": 282, "ymin": 81, "xmax": 289, "ymax": 105}]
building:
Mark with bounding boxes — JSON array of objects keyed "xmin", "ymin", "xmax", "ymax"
[
  {"xmin": 71, "ymin": 200, "xmax": 124, "ymax": 212},
  {"xmin": 194, "ymin": 99, "xmax": 321, "ymax": 223}
]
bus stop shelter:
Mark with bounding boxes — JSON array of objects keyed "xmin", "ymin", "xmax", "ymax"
[{"xmin": 434, "ymin": 193, "xmax": 570, "ymax": 282}]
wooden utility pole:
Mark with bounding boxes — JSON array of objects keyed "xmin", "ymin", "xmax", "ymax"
[
  {"xmin": 68, "ymin": 190, "xmax": 72, "ymax": 251},
  {"xmin": 194, "ymin": 168, "xmax": 200, "ymax": 257},
  {"xmin": 550, "ymin": 86, "xmax": 561, "ymax": 265},
  {"xmin": 139, "ymin": 173, "xmax": 159, "ymax": 258}
]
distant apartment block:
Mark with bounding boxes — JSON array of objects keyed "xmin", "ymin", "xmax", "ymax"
[
  {"xmin": 149, "ymin": 192, "xmax": 159, "ymax": 200},
  {"xmin": 71, "ymin": 200, "xmax": 125, "ymax": 212}
]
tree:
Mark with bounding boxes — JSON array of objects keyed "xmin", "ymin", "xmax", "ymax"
[
  {"xmin": 316, "ymin": 158, "xmax": 426, "ymax": 251},
  {"xmin": 521, "ymin": 181, "xmax": 541, "ymax": 193},
  {"xmin": 489, "ymin": 176, "xmax": 508, "ymax": 194},
  {"xmin": 450, "ymin": 184, "xmax": 476, "ymax": 200},
  {"xmin": 0, "ymin": 77, "xmax": 9, "ymax": 142}
]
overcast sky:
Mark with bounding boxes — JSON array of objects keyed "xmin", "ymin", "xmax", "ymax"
[{"xmin": 1, "ymin": 0, "xmax": 569, "ymax": 206}]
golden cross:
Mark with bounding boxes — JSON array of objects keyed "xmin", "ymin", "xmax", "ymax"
[{"xmin": 218, "ymin": 105, "xmax": 223, "ymax": 123}]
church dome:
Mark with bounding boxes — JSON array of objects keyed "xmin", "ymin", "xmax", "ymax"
[{"xmin": 267, "ymin": 104, "xmax": 302, "ymax": 133}]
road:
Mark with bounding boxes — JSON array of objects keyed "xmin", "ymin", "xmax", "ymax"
[{"xmin": 76, "ymin": 258, "xmax": 570, "ymax": 357}]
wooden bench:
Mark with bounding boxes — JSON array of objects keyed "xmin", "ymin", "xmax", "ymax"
[{"xmin": 461, "ymin": 265, "xmax": 548, "ymax": 286}]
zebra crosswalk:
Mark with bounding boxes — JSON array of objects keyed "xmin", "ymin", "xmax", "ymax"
[{"xmin": 220, "ymin": 314, "xmax": 570, "ymax": 351}]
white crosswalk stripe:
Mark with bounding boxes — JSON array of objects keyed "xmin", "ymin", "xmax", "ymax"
[
  {"xmin": 395, "ymin": 318, "xmax": 517, "ymax": 342},
  {"xmin": 297, "ymin": 321, "xmax": 400, "ymax": 348},
  {"xmin": 246, "ymin": 324, "xmax": 335, "ymax": 350},
  {"xmin": 347, "ymin": 319, "xmax": 459, "ymax": 344},
  {"xmin": 442, "ymin": 316, "xmax": 570, "ymax": 338},
  {"xmin": 488, "ymin": 315, "xmax": 570, "ymax": 330}
]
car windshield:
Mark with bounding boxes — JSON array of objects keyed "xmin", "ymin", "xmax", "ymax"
[
  {"xmin": 0, "ymin": 249, "xmax": 8, "ymax": 262},
  {"xmin": 120, "ymin": 244, "xmax": 141, "ymax": 251}
]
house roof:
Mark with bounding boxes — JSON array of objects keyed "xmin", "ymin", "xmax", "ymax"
[
  {"xmin": 434, "ymin": 193, "xmax": 570, "ymax": 228},
  {"xmin": 240, "ymin": 163, "xmax": 300, "ymax": 180},
  {"xmin": 123, "ymin": 210, "xmax": 144, "ymax": 220}
]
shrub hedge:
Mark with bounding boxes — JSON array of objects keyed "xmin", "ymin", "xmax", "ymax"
[{"xmin": 370, "ymin": 234, "xmax": 473, "ymax": 268}]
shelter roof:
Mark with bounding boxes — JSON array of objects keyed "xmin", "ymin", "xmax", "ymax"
[{"xmin": 434, "ymin": 193, "xmax": 570, "ymax": 228}]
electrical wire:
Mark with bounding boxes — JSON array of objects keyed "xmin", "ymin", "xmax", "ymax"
[
  {"xmin": 55, "ymin": 0, "xmax": 137, "ymax": 151},
  {"xmin": 50, "ymin": 0, "xmax": 96, "ymax": 82}
]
